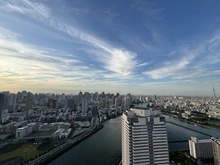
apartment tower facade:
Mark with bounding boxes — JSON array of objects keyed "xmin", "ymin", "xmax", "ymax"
[
  {"xmin": 121, "ymin": 108, "xmax": 169, "ymax": 165},
  {"xmin": 189, "ymin": 136, "xmax": 213, "ymax": 159},
  {"xmin": 212, "ymin": 138, "xmax": 220, "ymax": 165},
  {"xmin": 0, "ymin": 93, "xmax": 5, "ymax": 123}
]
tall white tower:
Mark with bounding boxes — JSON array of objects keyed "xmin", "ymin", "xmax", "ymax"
[
  {"xmin": 213, "ymin": 86, "xmax": 217, "ymax": 99},
  {"xmin": 121, "ymin": 108, "xmax": 169, "ymax": 165}
]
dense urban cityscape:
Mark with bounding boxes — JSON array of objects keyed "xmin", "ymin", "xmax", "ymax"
[
  {"xmin": 0, "ymin": 90, "xmax": 220, "ymax": 164},
  {"xmin": 1, "ymin": 0, "xmax": 220, "ymax": 165}
]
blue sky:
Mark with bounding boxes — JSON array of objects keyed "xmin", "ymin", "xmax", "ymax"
[{"xmin": 0, "ymin": 0, "xmax": 220, "ymax": 96}]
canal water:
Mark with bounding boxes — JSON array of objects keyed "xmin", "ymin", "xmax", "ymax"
[{"xmin": 48, "ymin": 106, "xmax": 220, "ymax": 165}]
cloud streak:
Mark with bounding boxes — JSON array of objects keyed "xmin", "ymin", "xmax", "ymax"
[
  {"xmin": 0, "ymin": 0, "xmax": 140, "ymax": 79},
  {"xmin": 1, "ymin": 0, "xmax": 50, "ymax": 19},
  {"xmin": 144, "ymin": 32, "xmax": 220, "ymax": 81},
  {"xmin": 0, "ymin": 27, "xmax": 103, "ymax": 83},
  {"xmin": 144, "ymin": 58, "xmax": 189, "ymax": 79}
]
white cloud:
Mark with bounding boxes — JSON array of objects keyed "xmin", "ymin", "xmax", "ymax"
[
  {"xmin": 101, "ymin": 49, "xmax": 138, "ymax": 77},
  {"xmin": 144, "ymin": 58, "xmax": 189, "ymax": 79},
  {"xmin": 0, "ymin": 27, "xmax": 104, "ymax": 84},
  {"xmin": 0, "ymin": 0, "xmax": 140, "ymax": 79},
  {"xmin": 0, "ymin": 26, "xmax": 139, "ymax": 93},
  {"xmin": 137, "ymin": 62, "xmax": 149, "ymax": 67},
  {"xmin": 209, "ymin": 31, "xmax": 220, "ymax": 50},
  {"xmin": 1, "ymin": 0, "xmax": 51, "ymax": 19}
]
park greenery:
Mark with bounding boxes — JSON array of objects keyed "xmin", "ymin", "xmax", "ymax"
[
  {"xmin": 161, "ymin": 108, "xmax": 220, "ymax": 130},
  {"xmin": 169, "ymin": 151, "xmax": 196, "ymax": 165},
  {"xmin": 0, "ymin": 143, "xmax": 49, "ymax": 164}
]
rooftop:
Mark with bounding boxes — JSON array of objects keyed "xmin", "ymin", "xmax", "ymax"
[
  {"xmin": 132, "ymin": 106, "xmax": 151, "ymax": 110},
  {"xmin": 125, "ymin": 108, "xmax": 158, "ymax": 117},
  {"xmin": 27, "ymin": 131, "xmax": 54, "ymax": 138},
  {"xmin": 197, "ymin": 139, "xmax": 212, "ymax": 143}
]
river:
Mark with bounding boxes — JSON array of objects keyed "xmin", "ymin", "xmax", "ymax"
[
  {"xmin": 48, "ymin": 117, "xmax": 122, "ymax": 165},
  {"xmin": 48, "ymin": 106, "xmax": 220, "ymax": 165}
]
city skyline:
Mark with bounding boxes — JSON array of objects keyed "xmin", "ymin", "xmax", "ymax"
[{"xmin": 0, "ymin": 0, "xmax": 220, "ymax": 96}]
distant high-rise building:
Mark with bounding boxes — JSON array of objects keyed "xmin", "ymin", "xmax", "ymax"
[
  {"xmin": 212, "ymin": 138, "xmax": 220, "ymax": 165},
  {"xmin": 82, "ymin": 96, "xmax": 88, "ymax": 116},
  {"xmin": 100, "ymin": 92, "xmax": 105, "ymax": 98},
  {"xmin": 115, "ymin": 92, "xmax": 120, "ymax": 97},
  {"xmin": 84, "ymin": 92, "xmax": 90, "ymax": 99},
  {"xmin": 112, "ymin": 95, "xmax": 115, "ymax": 104},
  {"xmin": 52, "ymin": 99, "xmax": 57, "ymax": 109},
  {"xmin": 121, "ymin": 108, "xmax": 169, "ymax": 165},
  {"xmin": 189, "ymin": 136, "xmax": 213, "ymax": 159},
  {"xmin": 17, "ymin": 92, "xmax": 22, "ymax": 102},
  {"xmin": 78, "ymin": 91, "xmax": 83, "ymax": 104},
  {"xmin": 25, "ymin": 99, "xmax": 33, "ymax": 111},
  {"xmin": 94, "ymin": 92, "xmax": 98, "ymax": 100},
  {"xmin": 105, "ymin": 95, "xmax": 109, "ymax": 108},
  {"xmin": 124, "ymin": 93, "xmax": 132, "ymax": 109},
  {"xmin": 8, "ymin": 93, "xmax": 17, "ymax": 112},
  {"xmin": 145, "ymin": 96, "xmax": 149, "ymax": 102},
  {"xmin": 2, "ymin": 91, "xmax": 9, "ymax": 108},
  {"xmin": 106, "ymin": 101, "xmax": 109, "ymax": 108},
  {"xmin": 118, "ymin": 96, "xmax": 122, "ymax": 106},
  {"xmin": 67, "ymin": 99, "xmax": 75, "ymax": 109},
  {"xmin": 21, "ymin": 90, "xmax": 27, "ymax": 101},
  {"xmin": 0, "ymin": 94, "xmax": 5, "ymax": 123},
  {"xmin": 115, "ymin": 97, "xmax": 119, "ymax": 108},
  {"xmin": 92, "ymin": 105, "xmax": 98, "ymax": 112},
  {"xmin": 102, "ymin": 98, "xmax": 106, "ymax": 108}
]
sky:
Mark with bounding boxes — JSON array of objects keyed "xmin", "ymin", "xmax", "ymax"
[{"xmin": 0, "ymin": 0, "xmax": 220, "ymax": 96}]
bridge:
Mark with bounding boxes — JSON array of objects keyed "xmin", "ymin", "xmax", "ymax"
[
  {"xmin": 168, "ymin": 136, "xmax": 209, "ymax": 143},
  {"xmin": 166, "ymin": 121, "xmax": 212, "ymax": 143}
]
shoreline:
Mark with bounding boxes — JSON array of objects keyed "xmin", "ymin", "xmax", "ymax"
[
  {"xmin": 26, "ymin": 115, "xmax": 122, "ymax": 165},
  {"xmin": 164, "ymin": 113, "xmax": 220, "ymax": 132},
  {"xmin": 32, "ymin": 125, "xmax": 103, "ymax": 165}
]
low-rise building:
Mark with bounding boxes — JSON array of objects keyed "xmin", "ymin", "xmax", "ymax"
[
  {"xmin": 182, "ymin": 113, "xmax": 189, "ymax": 119},
  {"xmin": 53, "ymin": 128, "xmax": 72, "ymax": 138},
  {"xmin": 39, "ymin": 123, "xmax": 50, "ymax": 131},
  {"xmin": 57, "ymin": 122, "xmax": 70, "ymax": 129},
  {"xmin": 15, "ymin": 122, "xmax": 38, "ymax": 139},
  {"xmin": 16, "ymin": 126, "xmax": 28, "ymax": 139},
  {"xmin": 74, "ymin": 121, "xmax": 90, "ymax": 127},
  {"xmin": 53, "ymin": 128, "xmax": 65, "ymax": 138},
  {"xmin": 189, "ymin": 136, "xmax": 213, "ymax": 159}
]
